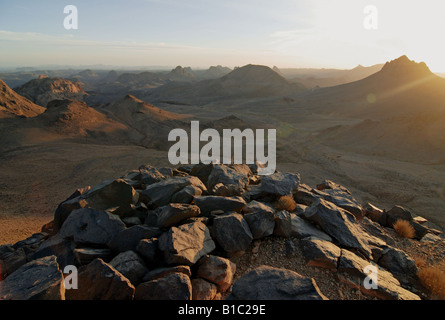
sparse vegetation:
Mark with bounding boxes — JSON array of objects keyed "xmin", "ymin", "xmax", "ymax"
[
  {"xmin": 274, "ymin": 195, "xmax": 297, "ymax": 212},
  {"xmin": 417, "ymin": 262, "xmax": 445, "ymax": 299},
  {"xmin": 393, "ymin": 219, "xmax": 416, "ymax": 239}
]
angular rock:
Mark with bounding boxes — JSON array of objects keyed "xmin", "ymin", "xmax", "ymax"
[
  {"xmin": 337, "ymin": 249, "xmax": 420, "ymax": 300},
  {"xmin": 189, "ymin": 163, "xmax": 215, "ymax": 185},
  {"xmin": 59, "ymin": 208, "xmax": 126, "ymax": 246},
  {"xmin": 0, "ymin": 246, "xmax": 27, "ymax": 278},
  {"xmin": 377, "ymin": 246, "xmax": 418, "ymax": 282},
  {"xmin": 109, "ymin": 251, "xmax": 148, "ymax": 286},
  {"xmin": 108, "ymin": 225, "xmax": 160, "ymax": 252},
  {"xmin": 74, "ymin": 248, "xmax": 113, "ymax": 265},
  {"xmin": 0, "ymin": 256, "xmax": 65, "ymax": 300},
  {"xmin": 212, "ymin": 213, "xmax": 253, "ymax": 254},
  {"xmin": 316, "ymin": 180, "xmax": 351, "ymax": 194},
  {"xmin": 158, "ymin": 221, "xmax": 216, "ymax": 266},
  {"xmin": 304, "ymin": 199, "xmax": 372, "ymax": 259},
  {"xmin": 229, "ymin": 265, "xmax": 327, "ymax": 300},
  {"xmin": 135, "ymin": 272, "xmax": 192, "ymax": 300},
  {"xmin": 139, "ymin": 176, "xmax": 206, "ymax": 207},
  {"xmin": 244, "ymin": 210, "xmax": 276, "ymax": 240},
  {"xmin": 150, "ymin": 203, "xmax": 201, "ymax": 228},
  {"xmin": 81, "ymin": 179, "xmax": 139, "ymax": 210},
  {"xmin": 194, "ymin": 195, "xmax": 246, "ymax": 216},
  {"xmin": 192, "ymin": 278, "xmax": 218, "ymax": 300},
  {"xmin": 273, "ymin": 210, "xmax": 292, "ymax": 238},
  {"xmin": 363, "ymin": 202, "xmax": 385, "ymax": 224},
  {"xmin": 29, "ymin": 234, "xmax": 77, "ymax": 269},
  {"xmin": 53, "ymin": 187, "xmax": 90, "ymax": 231},
  {"xmin": 142, "ymin": 265, "xmax": 191, "ymax": 282},
  {"xmin": 258, "ymin": 172, "xmax": 300, "ymax": 197},
  {"xmin": 196, "ymin": 255, "xmax": 236, "ymax": 292},
  {"xmin": 293, "ymin": 184, "xmax": 319, "ymax": 206},
  {"xmin": 66, "ymin": 258, "xmax": 135, "ymax": 300},
  {"xmin": 291, "ymin": 214, "xmax": 332, "ymax": 241},
  {"xmin": 136, "ymin": 238, "xmax": 161, "ymax": 266},
  {"xmin": 138, "ymin": 166, "xmax": 167, "ymax": 186},
  {"xmin": 205, "ymin": 164, "xmax": 250, "ymax": 191},
  {"xmin": 300, "ymin": 236, "xmax": 341, "ymax": 270},
  {"xmin": 242, "ymin": 200, "xmax": 275, "ymax": 214},
  {"xmin": 312, "ymin": 188, "xmax": 364, "ymax": 220},
  {"xmin": 171, "ymin": 185, "xmax": 203, "ymax": 203}
]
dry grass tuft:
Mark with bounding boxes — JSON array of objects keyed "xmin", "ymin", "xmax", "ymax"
[
  {"xmin": 418, "ymin": 262, "xmax": 445, "ymax": 299},
  {"xmin": 393, "ymin": 219, "xmax": 416, "ymax": 239},
  {"xmin": 274, "ymin": 195, "xmax": 297, "ymax": 212}
]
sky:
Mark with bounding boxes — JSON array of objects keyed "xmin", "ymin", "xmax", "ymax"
[{"xmin": 0, "ymin": 0, "xmax": 444, "ymax": 71}]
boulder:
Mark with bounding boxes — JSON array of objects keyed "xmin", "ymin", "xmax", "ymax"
[
  {"xmin": 273, "ymin": 210, "xmax": 292, "ymax": 238},
  {"xmin": 258, "ymin": 172, "xmax": 300, "ymax": 197},
  {"xmin": 0, "ymin": 246, "xmax": 27, "ymax": 278},
  {"xmin": 229, "ymin": 265, "xmax": 327, "ymax": 300},
  {"xmin": 139, "ymin": 176, "xmax": 206, "ymax": 207},
  {"xmin": 211, "ymin": 213, "xmax": 253, "ymax": 254},
  {"xmin": 0, "ymin": 256, "xmax": 65, "ymax": 300},
  {"xmin": 66, "ymin": 258, "xmax": 135, "ymax": 300},
  {"xmin": 149, "ymin": 203, "xmax": 201, "ymax": 228},
  {"xmin": 205, "ymin": 164, "xmax": 250, "ymax": 191},
  {"xmin": 337, "ymin": 249, "xmax": 420, "ymax": 300},
  {"xmin": 135, "ymin": 272, "xmax": 192, "ymax": 300},
  {"xmin": 136, "ymin": 238, "xmax": 161, "ymax": 266},
  {"xmin": 53, "ymin": 187, "xmax": 90, "ymax": 231},
  {"xmin": 293, "ymin": 184, "xmax": 318, "ymax": 206},
  {"xmin": 192, "ymin": 278, "xmax": 218, "ymax": 300},
  {"xmin": 29, "ymin": 234, "xmax": 77, "ymax": 269},
  {"xmin": 58, "ymin": 208, "xmax": 126, "ymax": 246},
  {"xmin": 244, "ymin": 210, "xmax": 276, "ymax": 240},
  {"xmin": 189, "ymin": 163, "xmax": 214, "ymax": 185},
  {"xmin": 290, "ymin": 214, "xmax": 332, "ymax": 242},
  {"xmin": 109, "ymin": 251, "xmax": 148, "ymax": 286},
  {"xmin": 304, "ymin": 199, "xmax": 372, "ymax": 259},
  {"xmin": 377, "ymin": 246, "xmax": 418, "ymax": 282},
  {"xmin": 363, "ymin": 202, "xmax": 385, "ymax": 223},
  {"xmin": 300, "ymin": 236, "xmax": 341, "ymax": 270},
  {"xmin": 312, "ymin": 188, "xmax": 364, "ymax": 220},
  {"xmin": 196, "ymin": 255, "xmax": 236, "ymax": 292},
  {"xmin": 316, "ymin": 180, "xmax": 351, "ymax": 194},
  {"xmin": 74, "ymin": 248, "xmax": 113, "ymax": 266},
  {"xmin": 194, "ymin": 196, "xmax": 246, "ymax": 216},
  {"xmin": 158, "ymin": 221, "xmax": 216, "ymax": 266},
  {"xmin": 107, "ymin": 225, "xmax": 160, "ymax": 252}
]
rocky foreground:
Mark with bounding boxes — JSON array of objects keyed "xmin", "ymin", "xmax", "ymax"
[{"xmin": 0, "ymin": 163, "xmax": 443, "ymax": 300}]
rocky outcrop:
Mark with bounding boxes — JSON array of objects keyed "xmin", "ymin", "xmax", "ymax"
[{"xmin": 1, "ymin": 163, "xmax": 436, "ymax": 301}]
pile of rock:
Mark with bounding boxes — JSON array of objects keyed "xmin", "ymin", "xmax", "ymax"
[{"xmin": 0, "ymin": 163, "xmax": 441, "ymax": 300}]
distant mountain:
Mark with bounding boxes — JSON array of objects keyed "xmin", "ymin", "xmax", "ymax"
[
  {"xmin": 148, "ymin": 64, "xmax": 305, "ymax": 104},
  {"xmin": 197, "ymin": 65, "xmax": 232, "ymax": 80},
  {"xmin": 309, "ymin": 56, "xmax": 445, "ymax": 162},
  {"xmin": 297, "ymin": 55, "xmax": 445, "ymax": 119},
  {"xmin": 0, "ymin": 79, "xmax": 45, "ymax": 118},
  {"xmin": 166, "ymin": 66, "xmax": 195, "ymax": 81},
  {"xmin": 277, "ymin": 64, "xmax": 384, "ymax": 88},
  {"xmin": 15, "ymin": 77, "xmax": 88, "ymax": 107}
]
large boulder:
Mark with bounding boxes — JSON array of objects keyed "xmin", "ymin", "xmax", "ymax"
[
  {"xmin": 29, "ymin": 234, "xmax": 77, "ymax": 269},
  {"xmin": 244, "ymin": 210, "xmax": 276, "ymax": 240},
  {"xmin": 258, "ymin": 172, "xmax": 300, "ymax": 197},
  {"xmin": 0, "ymin": 256, "xmax": 65, "ymax": 300},
  {"xmin": 312, "ymin": 188, "xmax": 364, "ymax": 220},
  {"xmin": 148, "ymin": 203, "xmax": 201, "ymax": 228},
  {"xmin": 194, "ymin": 196, "xmax": 246, "ymax": 216},
  {"xmin": 109, "ymin": 251, "xmax": 148, "ymax": 286},
  {"xmin": 139, "ymin": 176, "xmax": 206, "ymax": 207},
  {"xmin": 211, "ymin": 213, "xmax": 253, "ymax": 254},
  {"xmin": 377, "ymin": 246, "xmax": 418, "ymax": 282},
  {"xmin": 300, "ymin": 237, "xmax": 341, "ymax": 270},
  {"xmin": 205, "ymin": 164, "xmax": 250, "ymax": 191},
  {"xmin": 135, "ymin": 272, "xmax": 192, "ymax": 300},
  {"xmin": 58, "ymin": 208, "xmax": 126, "ymax": 246},
  {"xmin": 229, "ymin": 265, "xmax": 327, "ymax": 300},
  {"xmin": 192, "ymin": 278, "xmax": 218, "ymax": 300},
  {"xmin": 0, "ymin": 246, "xmax": 27, "ymax": 279},
  {"xmin": 290, "ymin": 214, "xmax": 332, "ymax": 241},
  {"xmin": 337, "ymin": 249, "xmax": 420, "ymax": 300},
  {"xmin": 196, "ymin": 255, "xmax": 237, "ymax": 292},
  {"xmin": 304, "ymin": 199, "xmax": 372, "ymax": 259},
  {"xmin": 66, "ymin": 258, "xmax": 135, "ymax": 300},
  {"xmin": 158, "ymin": 221, "xmax": 216, "ymax": 266}
]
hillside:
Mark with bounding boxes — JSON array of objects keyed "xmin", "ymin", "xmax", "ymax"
[
  {"xmin": 0, "ymin": 79, "xmax": 46, "ymax": 118},
  {"xmin": 15, "ymin": 76, "xmax": 88, "ymax": 107}
]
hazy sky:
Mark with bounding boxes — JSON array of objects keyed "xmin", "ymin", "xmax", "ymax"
[{"xmin": 0, "ymin": 0, "xmax": 444, "ymax": 71}]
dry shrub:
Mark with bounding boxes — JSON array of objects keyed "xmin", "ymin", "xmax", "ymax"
[
  {"xmin": 413, "ymin": 254, "xmax": 427, "ymax": 269},
  {"xmin": 418, "ymin": 262, "xmax": 445, "ymax": 299},
  {"xmin": 274, "ymin": 195, "xmax": 297, "ymax": 212},
  {"xmin": 393, "ymin": 219, "xmax": 416, "ymax": 239}
]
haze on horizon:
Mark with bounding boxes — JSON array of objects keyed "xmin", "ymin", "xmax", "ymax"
[{"xmin": 0, "ymin": 0, "xmax": 445, "ymax": 72}]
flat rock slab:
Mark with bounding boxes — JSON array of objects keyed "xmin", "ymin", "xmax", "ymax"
[
  {"xmin": 0, "ymin": 256, "xmax": 65, "ymax": 300},
  {"xmin": 158, "ymin": 221, "xmax": 216, "ymax": 266},
  {"xmin": 194, "ymin": 195, "xmax": 246, "ymax": 215},
  {"xmin": 229, "ymin": 265, "xmax": 327, "ymax": 300},
  {"xmin": 150, "ymin": 203, "xmax": 201, "ymax": 228},
  {"xmin": 59, "ymin": 208, "xmax": 126, "ymax": 246}
]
